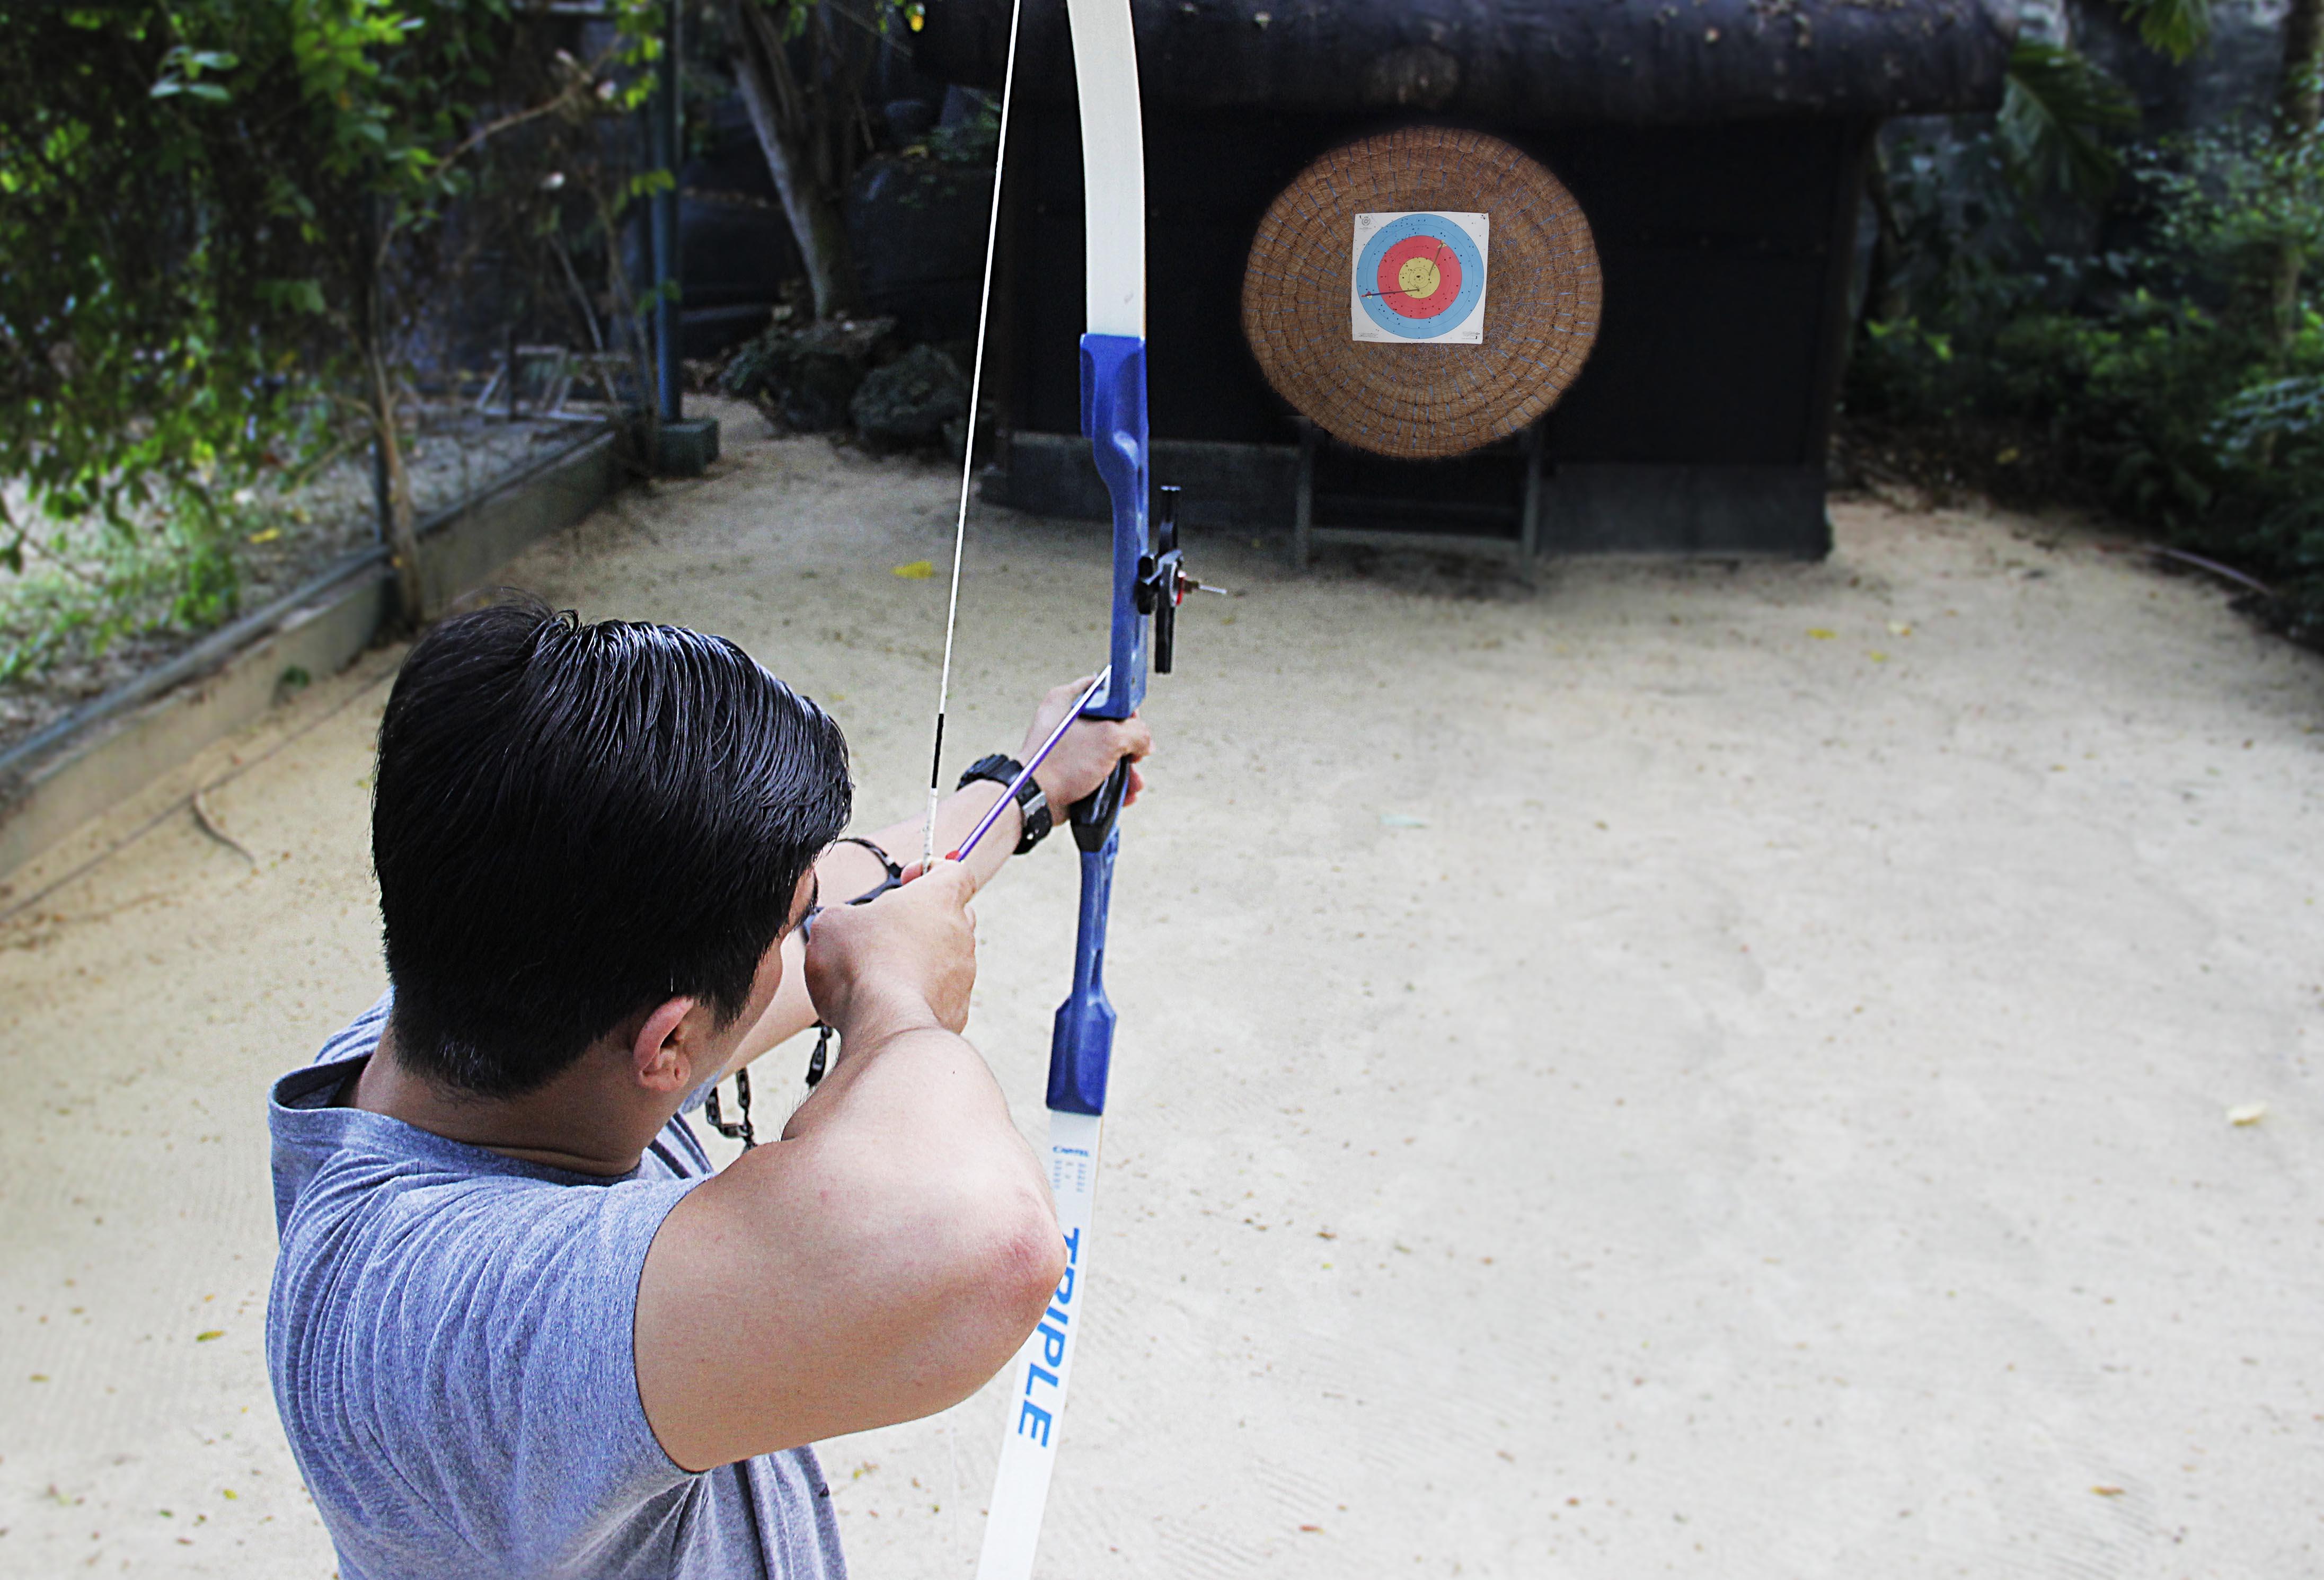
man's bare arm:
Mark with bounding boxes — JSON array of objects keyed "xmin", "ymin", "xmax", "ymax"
[
  {"xmin": 717, "ymin": 783, "xmax": 1013, "ymax": 1078},
  {"xmin": 633, "ymin": 864, "xmax": 1065, "ymax": 1470},
  {"xmin": 720, "ymin": 680, "xmax": 1153, "ymax": 1078}
]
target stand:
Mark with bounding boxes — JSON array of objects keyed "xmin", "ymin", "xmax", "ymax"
[{"xmin": 1289, "ymin": 415, "xmax": 1551, "ymax": 572}]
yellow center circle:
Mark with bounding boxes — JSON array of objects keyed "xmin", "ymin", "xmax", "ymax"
[{"xmin": 1398, "ymin": 256, "xmax": 1443, "ymax": 302}]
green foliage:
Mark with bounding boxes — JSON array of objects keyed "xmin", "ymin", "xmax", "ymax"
[
  {"xmin": 2209, "ymin": 352, "xmax": 2324, "ymax": 638},
  {"xmin": 0, "ymin": 0, "xmax": 663, "ymax": 685},
  {"xmin": 3, "ymin": 9, "xmax": 311, "ymax": 526},
  {"xmin": 2140, "ymin": 117, "xmax": 2324, "ymax": 293},
  {"xmin": 0, "ymin": 5, "xmax": 329, "ymax": 675},
  {"xmin": 0, "ymin": 501, "xmax": 244, "ymax": 686},
  {"xmin": 1860, "ymin": 122, "xmax": 2069, "ymax": 359},
  {"xmin": 2116, "ymin": 0, "xmax": 2217, "ymax": 64},
  {"xmin": 1852, "ymin": 94, "xmax": 2324, "ymax": 645},
  {"xmin": 2001, "ymin": 39, "xmax": 2140, "ymax": 204},
  {"xmin": 928, "ymin": 93, "xmax": 1000, "ymax": 165}
]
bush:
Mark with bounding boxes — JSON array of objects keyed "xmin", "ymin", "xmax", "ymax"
[{"xmin": 1849, "ymin": 105, "xmax": 2324, "ymax": 646}]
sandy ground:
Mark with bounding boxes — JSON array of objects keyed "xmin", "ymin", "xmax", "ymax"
[{"xmin": 3, "ymin": 398, "xmax": 2320, "ymax": 1578}]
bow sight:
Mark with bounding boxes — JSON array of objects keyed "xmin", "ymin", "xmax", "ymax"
[{"xmin": 1134, "ymin": 484, "xmax": 1226, "ymax": 676}]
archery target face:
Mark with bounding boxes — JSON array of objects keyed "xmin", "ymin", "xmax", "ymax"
[{"xmin": 1350, "ymin": 211, "xmax": 1490, "ymax": 343}]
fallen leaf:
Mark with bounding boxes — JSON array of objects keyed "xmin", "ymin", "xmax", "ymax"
[
  {"xmin": 1888, "ymin": 621, "xmax": 1913, "ymax": 637},
  {"xmin": 1298, "ymin": 1523, "xmax": 1323, "ymax": 1533},
  {"xmin": 890, "ymin": 560, "xmax": 935, "ymax": 580},
  {"xmin": 244, "ymin": 527, "xmax": 282, "ymax": 545},
  {"xmin": 2228, "ymin": 1103, "xmax": 2267, "ymax": 1127},
  {"xmin": 195, "ymin": 1330, "xmax": 224, "ymax": 1343},
  {"xmin": 1867, "ymin": 651, "xmax": 1889, "ymax": 663},
  {"xmin": 2091, "ymin": 1485, "xmax": 2124, "ymax": 1497},
  {"xmin": 1807, "ymin": 628, "xmax": 1836, "ymax": 640}
]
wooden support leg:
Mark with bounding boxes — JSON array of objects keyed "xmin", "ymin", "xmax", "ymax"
[
  {"xmin": 1292, "ymin": 418, "xmax": 1316, "ymax": 571},
  {"xmin": 1520, "ymin": 419, "xmax": 1545, "ymax": 564}
]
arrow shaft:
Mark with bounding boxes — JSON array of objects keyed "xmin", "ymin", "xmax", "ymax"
[{"xmin": 950, "ymin": 669, "xmax": 1111, "ymax": 864}]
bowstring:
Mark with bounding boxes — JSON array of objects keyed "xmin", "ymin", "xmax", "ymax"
[{"xmin": 924, "ymin": 0, "xmax": 1030, "ymax": 873}]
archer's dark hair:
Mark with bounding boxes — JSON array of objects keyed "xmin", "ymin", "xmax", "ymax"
[{"xmin": 372, "ymin": 596, "xmax": 850, "ymax": 1097}]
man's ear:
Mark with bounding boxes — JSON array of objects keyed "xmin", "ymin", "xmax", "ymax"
[{"xmin": 630, "ymin": 997, "xmax": 710, "ymax": 1095}]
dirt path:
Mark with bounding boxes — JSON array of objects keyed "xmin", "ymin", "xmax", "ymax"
[{"xmin": 3, "ymin": 403, "xmax": 2319, "ymax": 1578}]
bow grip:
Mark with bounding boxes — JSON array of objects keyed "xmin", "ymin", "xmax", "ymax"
[{"xmin": 1047, "ymin": 821, "xmax": 1120, "ymax": 1117}]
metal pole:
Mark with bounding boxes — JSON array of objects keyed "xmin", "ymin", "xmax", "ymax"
[{"xmin": 650, "ymin": 0, "xmax": 682, "ymax": 425}]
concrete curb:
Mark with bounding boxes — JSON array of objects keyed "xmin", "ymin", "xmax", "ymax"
[{"xmin": 0, "ymin": 429, "xmax": 623, "ymax": 882}]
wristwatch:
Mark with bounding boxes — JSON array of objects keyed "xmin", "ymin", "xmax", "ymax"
[{"xmin": 958, "ymin": 753, "xmax": 1053, "ymax": 854}]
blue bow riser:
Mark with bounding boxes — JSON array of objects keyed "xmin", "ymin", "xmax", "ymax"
[{"xmin": 1047, "ymin": 330, "xmax": 1151, "ymax": 1120}]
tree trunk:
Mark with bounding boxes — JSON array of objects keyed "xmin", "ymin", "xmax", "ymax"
[
  {"xmin": 1859, "ymin": 135, "xmax": 1911, "ymax": 334},
  {"xmin": 594, "ymin": 191, "xmax": 662, "ymax": 474},
  {"xmin": 367, "ymin": 348, "xmax": 425, "ymax": 623},
  {"xmin": 352, "ymin": 206, "xmax": 425, "ymax": 624},
  {"xmin": 2268, "ymin": 0, "xmax": 2323, "ymax": 360},
  {"xmin": 730, "ymin": 0, "xmax": 862, "ymax": 321}
]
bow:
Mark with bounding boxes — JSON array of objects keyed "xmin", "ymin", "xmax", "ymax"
[{"xmin": 971, "ymin": 2, "xmax": 1174, "ymax": 1574}]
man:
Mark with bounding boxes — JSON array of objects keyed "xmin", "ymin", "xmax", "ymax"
[{"xmin": 266, "ymin": 596, "xmax": 1153, "ymax": 1578}]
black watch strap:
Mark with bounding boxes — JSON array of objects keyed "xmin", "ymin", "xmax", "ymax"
[{"xmin": 958, "ymin": 753, "xmax": 1052, "ymax": 854}]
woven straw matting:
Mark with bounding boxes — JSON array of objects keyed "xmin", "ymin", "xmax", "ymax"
[{"xmin": 1241, "ymin": 128, "xmax": 1601, "ymax": 461}]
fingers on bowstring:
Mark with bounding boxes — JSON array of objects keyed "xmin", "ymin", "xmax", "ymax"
[{"xmin": 900, "ymin": 858, "xmax": 976, "ymax": 898}]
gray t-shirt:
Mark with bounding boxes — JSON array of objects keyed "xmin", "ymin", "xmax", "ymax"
[{"xmin": 267, "ymin": 996, "xmax": 847, "ymax": 1580}]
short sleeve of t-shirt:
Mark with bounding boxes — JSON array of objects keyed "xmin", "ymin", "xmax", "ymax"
[
  {"xmin": 271, "ymin": 1108, "xmax": 706, "ymax": 1575},
  {"xmin": 269, "ymin": 1001, "xmax": 842, "ymax": 1580}
]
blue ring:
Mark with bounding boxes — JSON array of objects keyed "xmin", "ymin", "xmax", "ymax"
[{"xmin": 1356, "ymin": 214, "xmax": 1486, "ymax": 340}]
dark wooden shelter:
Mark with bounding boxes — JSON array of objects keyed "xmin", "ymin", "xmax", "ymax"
[{"xmin": 917, "ymin": 0, "xmax": 2012, "ymax": 559}]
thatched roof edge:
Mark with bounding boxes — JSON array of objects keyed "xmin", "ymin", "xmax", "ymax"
[{"xmin": 914, "ymin": 0, "xmax": 2012, "ymax": 125}]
